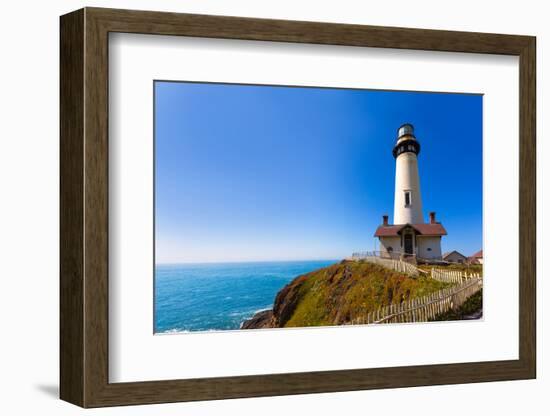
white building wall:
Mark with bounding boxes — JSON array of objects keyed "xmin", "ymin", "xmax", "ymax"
[
  {"xmin": 416, "ymin": 236, "xmax": 442, "ymax": 259},
  {"xmin": 393, "ymin": 152, "xmax": 424, "ymax": 225},
  {"xmin": 378, "ymin": 236, "xmax": 400, "ymax": 258}
]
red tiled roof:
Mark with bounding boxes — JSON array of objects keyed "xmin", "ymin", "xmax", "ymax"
[
  {"xmin": 373, "ymin": 225, "xmax": 403, "ymax": 237},
  {"xmin": 374, "ymin": 223, "xmax": 447, "ymax": 237},
  {"xmin": 470, "ymin": 249, "xmax": 483, "ymax": 258},
  {"xmin": 412, "ymin": 223, "xmax": 447, "ymax": 236}
]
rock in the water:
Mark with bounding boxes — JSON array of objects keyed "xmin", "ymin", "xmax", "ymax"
[{"xmin": 241, "ymin": 309, "xmax": 274, "ymax": 329}]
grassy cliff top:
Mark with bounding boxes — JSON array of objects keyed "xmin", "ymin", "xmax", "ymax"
[{"xmin": 273, "ymin": 260, "xmax": 450, "ymax": 328}]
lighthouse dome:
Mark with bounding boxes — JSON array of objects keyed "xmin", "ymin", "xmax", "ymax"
[{"xmin": 398, "ymin": 123, "xmax": 415, "ymax": 139}]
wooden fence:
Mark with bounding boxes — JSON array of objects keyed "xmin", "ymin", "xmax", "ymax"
[
  {"xmin": 351, "ymin": 252, "xmax": 420, "ymax": 276},
  {"xmin": 351, "ymin": 252, "xmax": 482, "ymax": 284},
  {"xmin": 430, "ymin": 268, "xmax": 481, "ymax": 284},
  {"xmin": 351, "ymin": 275, "xmax": 483, "ymax": 325}
]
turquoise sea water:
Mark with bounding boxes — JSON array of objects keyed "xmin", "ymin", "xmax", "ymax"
[{"xmin": 154, "ymin": 260, "xmax": 336, "ymax": 333}]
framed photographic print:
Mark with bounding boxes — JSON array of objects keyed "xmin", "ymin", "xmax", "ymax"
[{"xmin": 60, "ymin": 7, "xmax": 536, "ymax": 407}]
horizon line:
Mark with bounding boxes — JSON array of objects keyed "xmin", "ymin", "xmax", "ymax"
[{"xmin": 155, "ymin": 258, "xmax": 342, "ymax": 266}]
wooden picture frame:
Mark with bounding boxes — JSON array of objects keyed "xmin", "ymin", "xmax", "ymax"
[{"xmin": 60, "ymin": 7, "xmax": 536, "ymax": 408}]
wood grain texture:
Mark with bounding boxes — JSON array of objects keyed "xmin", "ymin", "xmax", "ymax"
[
  {"xmin": 83, "ymin": 10, "xmax": 110, "ymax": 406},
  {"xmin": 518, "ymin": 38, "xmax": 537, "ymax": 376},
  {"xmin": 59, "ymin": 7, "xmax": 537, "ymax": 408},
  {"xmin": 59, "ymin": 8, "xmax": 84, "ymax": 407}
]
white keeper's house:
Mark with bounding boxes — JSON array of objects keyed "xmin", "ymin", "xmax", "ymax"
[{"xmin": 374, "ymin": 123, "xmax": 447, "ymax": 261}]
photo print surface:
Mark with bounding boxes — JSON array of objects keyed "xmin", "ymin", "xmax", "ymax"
[{"xmin": 154, "ymin": 81, "xmax": 483, "ymax": 334}]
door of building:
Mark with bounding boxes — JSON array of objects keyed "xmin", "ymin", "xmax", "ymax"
[{"xmin": 404, "ymin": 234, "xmax": 413, "ymax": 255}]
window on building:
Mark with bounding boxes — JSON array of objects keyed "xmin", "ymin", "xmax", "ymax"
[
  {"xmin": 427, "ymin": 248, "xmax": 432, "ymax": 252},
  {"xmin": 404, "ymin": 191, "xmax": 411, "ymax": 207}
]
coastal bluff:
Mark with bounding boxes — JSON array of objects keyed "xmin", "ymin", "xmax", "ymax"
[{"xmin": 241, "ymin": 260, "xmax": 449, "ymax": 329}]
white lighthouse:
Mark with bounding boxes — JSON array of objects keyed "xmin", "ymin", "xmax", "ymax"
[
  {"xmin": 393, "ymin": 123, "xmax": 424, "ymax": 224},
  {"xmin": 374, "ymin": 123, "xmax": 447, "ymax": 262}
]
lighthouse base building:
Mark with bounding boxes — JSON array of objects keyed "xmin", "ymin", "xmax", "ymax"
[
  {"xmin": 374, "ymin": 212, "xmax": 447, "ymax": 261},
  {"xmin": 374, "ymin": 123, "xmax": 447, "ymax": 262}
]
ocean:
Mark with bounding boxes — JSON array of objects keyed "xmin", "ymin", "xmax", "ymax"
[{"xmin": 154, "ymin": 260, "xmax": 336, "ymax": 333}]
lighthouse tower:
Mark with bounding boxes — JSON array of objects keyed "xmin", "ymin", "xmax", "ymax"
[
  {"xmin": 374, "ymin": 123, "xmax": 447, "ymax": 261},
  {"xmin": 392, "ymin": 123, "xmax": 424, "ymax": 225}
]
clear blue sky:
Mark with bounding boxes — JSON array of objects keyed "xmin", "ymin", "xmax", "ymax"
[{"xmin": 155, "ymin": 81, "xmax": 482, "ymax": 263}]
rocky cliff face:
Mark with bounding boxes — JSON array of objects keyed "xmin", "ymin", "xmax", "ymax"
[
  {"xmin": 242, "ymin": 260, "xmax": 449, "ymax": 329},
  {"xmin": 240, "ymin": 309, "xmax": 273, "ymax": 329}
]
